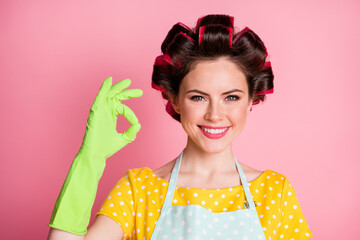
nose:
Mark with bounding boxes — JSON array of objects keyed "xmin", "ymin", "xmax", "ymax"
[{"xmin": 204, "ymin": 101, "xmax": 224, "ymax": 122}]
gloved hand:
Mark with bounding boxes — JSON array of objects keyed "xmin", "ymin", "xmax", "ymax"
[
  {"xmin": 81, "ymin": 77, "xmax": 142, "ymax": 159},
  {"xmin": 49, "ymin": 77, "xmax": 143, "ymax": 235}
]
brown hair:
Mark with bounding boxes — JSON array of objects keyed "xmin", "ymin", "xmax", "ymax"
[{"xmin": 152, "ymin": 14, "xmax": 274, "ymax": 122}]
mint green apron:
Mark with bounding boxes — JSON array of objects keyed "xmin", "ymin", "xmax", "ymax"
[{"xmin": 150, "ymin": 151, "xmax": 266, "ymax": 239}]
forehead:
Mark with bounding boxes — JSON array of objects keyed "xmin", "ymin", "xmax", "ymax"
[{"xmin": 181, "ymin": 57, "xmax": 248, "ymax": 92}]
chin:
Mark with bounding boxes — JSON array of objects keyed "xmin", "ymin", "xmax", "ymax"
[{"xmin": 196, "ymin": 141, "xmax": 232, "ymax": 154}]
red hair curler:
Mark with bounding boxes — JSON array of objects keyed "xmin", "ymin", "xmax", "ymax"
[
  {"xmin": 151, "ymin": 81, "xmax": 166, "ymax": 92},
  {"xmin": 163, "ymin": 53, "xmax": 173, "ymax": 65},
  {"xmin": 166, "ymin": 101, "xmax": 177, "ymax": 115},
  {"xmin": 177, "ymin": 31, "xmax": 195, "ymax": 42},
  {"xmin": 199, "ymin": 25, "xmax": 233, "ymax": 47},
  {"xmin": 164, "ymin": 32, "xmax": 195, "ymax": 67},
  {"xmin": 154, "ymin": 55, "xmax": 168, "ymax": 66},
  {"xmin": 229, "ymin": 16, "xmax": 234, "ymax": 26},
  {"xmin": 233, "ymin": 26, "xmax": 250, "ymax": 43},
  {"xmin": 264, "ymin": 61, "xmax": 271, "ymax": 69},
  {"xmin": 252, "ymin": 100, "xmax": 260, "ymax": 105},
  {"xmin": 196, "ymin": 16, "xmax": 205, "ymax": 28},
  {"xmin": 257, "ymin": 88, "xmax": 274, "ymax": 95},
  {"xmin": 176, "ymin": 22, "xmax": 191, "ymax": 31},
  {"xmin": 227, "ymin": 27, "xmax": 233, "ymax": 47},
  {"xmin": 198, "ymin": 26, "xmax": 205, "ymax": 45}
]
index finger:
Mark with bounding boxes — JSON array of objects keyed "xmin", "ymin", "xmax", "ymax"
[
  {"xmin": 114, "ymin": 89, "xmax": 143, "ymax": 101},
  {"xmin": 109, "ymin": 79, "xmax": 131, "ymax": 98}
]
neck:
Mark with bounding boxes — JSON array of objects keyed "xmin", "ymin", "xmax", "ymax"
[{"xmin": 181, "ymin": 137, "xmax": 237, "ymax": 175}]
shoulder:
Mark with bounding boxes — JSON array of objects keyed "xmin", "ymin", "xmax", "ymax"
[
  {"xmin": 121, "ymin": 167, "xmax": 156, "ymax": 183},
  {"xmin": 248, "ymin": 168, "xmax": 289, "ymax": 188},
  {"xmin": 237, "ymin": 162, "xmax": 288, "ymax": 185},
  {"xmin": 119, "ymin": 167, "xmax": 170, "ymax": 192},
  {"xmin": 152, "ymin": 159, "xmax": 176, "ymax": 182}
]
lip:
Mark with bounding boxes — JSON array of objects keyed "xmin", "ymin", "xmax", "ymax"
[
  {"xmin": 198, "ymin": 125, "xmax": 231, "ymax": 139},
  {"xmin": 199, "ymin": 125, "xmax": 230, "ymax": 129}
]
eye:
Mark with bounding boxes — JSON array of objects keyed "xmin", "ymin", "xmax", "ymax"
[
  {"xmin": 190, "ymin": 95, "xmax": 205, "ymax": 102},
  {"xmin": 225, "ymin": 95, "xmax": 240, "ymax": 101}
]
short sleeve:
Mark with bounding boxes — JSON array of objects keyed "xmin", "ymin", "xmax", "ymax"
[
  {"xmin": 278, "ymin": 177, "xmax": 313, "ymax": 239},
  {"xmin": 96, "ymin": 170, "xmax": 137, "ymax": 238}
]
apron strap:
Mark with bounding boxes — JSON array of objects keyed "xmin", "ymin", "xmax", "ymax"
[
  {"xmin": 159, "ymin": 151, "xmax": 183, "ymax": 214},
  {"xmin": 160, "ymin": 151, "xmax": 256, "ymax": 213},
  {"xmin": 234, "ymin": 158, "xmax": 256, "ymax": 209}
]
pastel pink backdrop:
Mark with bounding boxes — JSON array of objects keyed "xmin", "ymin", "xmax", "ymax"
[{"xmin": 1, "ymin": 0, "xmax": 359, "ymax": 239}]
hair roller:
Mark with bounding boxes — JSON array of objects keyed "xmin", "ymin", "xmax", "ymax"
[
  {"xmin": 196, "ymin": 14, "xmax": 234, "ymax": 30},
  {"xmin": 196, "ymin": 16, "xmax": 205, "ymax": 28},
  {"xmin": 227, "ymin": 27, "xmax": 233, "ymax": 47},
  {"xmin": 233, "ymin": 26, "xmax": 250, "ymax": 43},
  {"xmin": 229, "ymin": 16, "xmax": 234, "ymax": 26},
  {"xmin": 252, "ymin": 100, "xmax": 260, "ymax": 105},
  {"xmin": 151, "ymin": 81, "xmax": 166, "ymax": 92},
  {"xmin": 161, "ymin": 23, "xmax": 193, "ymax": 54},
  {"xmin": 264, "ymin": 61, "xmax": 271, "ymax": 69},
  {"xmin": 165, "ymin": 32, "xmax": 195, "ymax": 67},
  {"xmin": 166, "ymin": 101, "xmax": 176, "ymax": 115},
  {"xmin": 163, "ymin": 53, "xmax": 174, "ymax": 65},
  {"xmin": 199, "ymin": 25, "xmax": 233, "ymax": 47},
  {"xmin": 233, "ymin": 27, "xmax": 268, "ymax": 69},
  {"xmin": 154, "ymin": 55, "xmax": 169, "ymax": 67},
  {"xmin": 199, "ymin": 26, "xmax": 205, "ymax": 45},
  {"xmin": 198, "ymin": 24, "xmax": 233, "ymax": 53},
  {"xmin": 257, "ymin": 88, "xmax": 274, "ymax": 95},
  {"xmin": 178, "ymin": 32, "xmax": 195, "ymax": 42},
  {"xmin": 176, "ymin": 22, "xmax": 191, "ymax": 30}
]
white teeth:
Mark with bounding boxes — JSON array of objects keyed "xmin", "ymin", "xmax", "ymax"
[{"xmin": 201, "ymin": 127, "xmax": 228, "ymax": 134}]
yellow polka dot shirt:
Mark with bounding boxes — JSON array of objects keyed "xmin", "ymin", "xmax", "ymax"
[{"xmin": 97, "ymin": 168, "xmax": 312, "ymax": 239}]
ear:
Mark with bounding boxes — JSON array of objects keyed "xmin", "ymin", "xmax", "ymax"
[{"xmin": 169, "ymin": 94, "xmax": 181, "ymax": 114}]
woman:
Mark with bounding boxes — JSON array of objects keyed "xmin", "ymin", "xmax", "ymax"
[{"xmin": 48, "ymin": 14, "xmax": 312, "ymax": 239}]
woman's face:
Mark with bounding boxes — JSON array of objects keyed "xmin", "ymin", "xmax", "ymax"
[{"xmin": 172, "ymin": 57, "xmax": 252, "ymax": 154}]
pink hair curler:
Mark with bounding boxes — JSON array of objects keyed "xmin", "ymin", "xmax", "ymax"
[
  {"xmin": 233, "ymin": 26, "xmax": 250, "ymax": 43},
  {"xmin": 177, "ymin": 31, "xmax": 195, "ymax": 42},
  {"xmin": 227, "ymin": 27, "xmax": 233, "ymax": 47},
  {"xmin": 196, "ymin": 16, "xmax": 205, "ymax": 28},
  {"xmin": 176, "ymin": 22, "xmax": 191, "ymax": 31},
  {"xmin": 199, "ymin": 25, "xmax": 233, "ymax": 47},
  {"xmin": 163, "ymin": 53, "xmax": 173, "ymax": 65},
  {"xmin": 257, "ymin": 88, "xmax": 274, "ymax": 95},
  {"xmin": 151, "ymin": 81, "xmax": 166, "ymax": 92},
  {"xmin": 229, "ymin": 16, "xmax": 234, "ymax": 26},
  {"xmin": 154, "ymin": 55, "xmax": 168, "ymax": 66},
  {"xmin": 264, "ymin": 61, "xmax": 271, "ymax": 69},
  {"xmin": 252, "ymin": 99, "xmax": 260, "ymax": 105},
  {"xmin": 166, "ymin": 101, "xmax": 177, "ymax": 115},
  {"xmin": 198, "ymin": 26, "xmax": 205, "ymax": 45}
]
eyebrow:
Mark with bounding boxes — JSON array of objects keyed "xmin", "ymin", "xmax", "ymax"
[{"xmin": 186, "ymin": 89, "xmax": 244, "ymax": 95}]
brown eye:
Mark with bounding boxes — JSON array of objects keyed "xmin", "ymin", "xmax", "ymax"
[
  {"xmin": 191, "ymin": 96, "xmax": 205, "ymax": 101},
  {"xmin": 225, "ymin": 95, "xmax": 240, "ymax": 101}
]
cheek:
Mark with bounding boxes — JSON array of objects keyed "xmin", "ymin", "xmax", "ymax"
[
  {"xmin": 227, "ymin": 105, "xmax": 249, "ymax": 123},
  {"xmin": 179, "ymin": 101, "xmax": 205, "ymax": 120},
  {"xmin": 181, "ymin": 108, "xmax": 202, "ymax": 123}
]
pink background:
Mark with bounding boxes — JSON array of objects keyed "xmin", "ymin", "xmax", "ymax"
[{"xmin": 1, "ymin": 0, "xmax": 359, "ymax": 239}]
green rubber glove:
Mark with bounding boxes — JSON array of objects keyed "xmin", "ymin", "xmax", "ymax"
[{"xmin": 49, "ymin": 77, "xmax": 143, "ymax": 235}]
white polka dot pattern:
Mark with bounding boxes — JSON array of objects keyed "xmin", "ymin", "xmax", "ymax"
[
  {"xmin": 154, "ymin": 205, "xmax": 265, "ymax": 240},
  {"xmin": 97, "ymin": 168, "xmax": 312, "ymax": 240}
]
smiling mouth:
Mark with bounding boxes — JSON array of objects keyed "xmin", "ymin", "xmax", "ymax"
[{"xmin": 198, "ymin": 126, "xmax": 230, "ymax": 134}]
